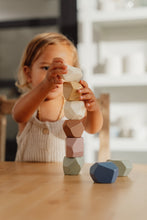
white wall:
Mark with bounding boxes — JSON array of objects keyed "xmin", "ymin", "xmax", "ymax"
[
  {"xmin": 0, "ymin": 0, "xmax": 59, "ymax": 20},
  {"xmin": 0, "ymin": 0, "xmax": 59, "ymax": 79}
]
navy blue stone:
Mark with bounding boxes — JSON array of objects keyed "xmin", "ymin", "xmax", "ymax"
[{"xmin": 90, "ymin": 162, "xmax": 118, "ymax": 183}]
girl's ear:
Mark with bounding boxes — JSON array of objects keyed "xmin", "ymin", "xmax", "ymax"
[{"xmin": 23, "ymin": 66, "xmax": 32, "ymax": 83}]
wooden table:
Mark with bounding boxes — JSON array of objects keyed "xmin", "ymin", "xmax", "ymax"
[{"xmin": 0, "ymin": 162, "xmax": 147, "ymax": 220}]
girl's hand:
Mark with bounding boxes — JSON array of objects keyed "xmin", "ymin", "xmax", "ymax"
[
  {"xmin": 45, "ymin": 57, "xmax": 67, "ymax": 87},
  {"xmin": 78, "ymin": 80, "xmax": 99, "ymax": 112}
]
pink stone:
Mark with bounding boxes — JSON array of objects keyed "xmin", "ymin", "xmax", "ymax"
[{"xmin": 66, "ymin": 137, "xmax": 84, "ymax": 157}]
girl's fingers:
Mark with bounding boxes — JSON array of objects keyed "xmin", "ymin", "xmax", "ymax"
[
  {"xmin": 52, "ymin": 57, "xmax": 64, "ymax": 63},
  {"xmin": 49, "ymin": 58, "xmax": 67, "ymax": 74},
  {"xmin": 80, "ymin": 94, "xmax": 92, "ymax": 100},
  {"xmin": 86, "ymin": 103, "xmax": 95, "ymax": 111},
  {"xmin": 78, "ymin": 87, "xmax": 91, "ymax": 94},
  {"xmin": 80, "ymin": 80, "xmax": 88, "ymax": 88},
  {"xmin": 50, "ymin": 76, "xmax": 63, "ymax": 84},
  {"xmin": 49, "ymin": 63, "xmax": 67, "ymax": 71},
  {"xmin": 80, "ymin": 93, "xmax": 95, "ymax": 101},
  {"xmin": 49, "ymin": 68, "xmax": 67, "ymax": 76},
  {"xmin": 79, "ymin": 80, "xmax": 98, "ymax": 111}
]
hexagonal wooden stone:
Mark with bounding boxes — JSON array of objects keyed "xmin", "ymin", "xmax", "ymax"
[
  {"xmin": 63, "ymin": 156, "xmax": 84, "ymax": 175},
  {"xmin": 62, "ymin": 65, "xmax": 83, "ymax": 82},
  {"xmin": 66, "ymin": 137, "xmax": 84, "ymax": 157},
  {"xmin": 107, "ymin": 159, "xmax": 133, "ymax": 176},
  {"xmin": 90, "ymin": 162, "xmax": 118, "ymax": 183},
  {"xmin": 63, "ymin": 81, "xmax": 83, "ymax": 101},
  {"xmin": 63, "ymin": 120, "xmax": 84, "ymax": 138},
  {"xmin": 64, "ymin": 101, "xmax": 86, "ymax": 120}
]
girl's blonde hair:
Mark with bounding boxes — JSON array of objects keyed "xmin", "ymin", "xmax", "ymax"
[{"xmin": 16, "ymin": 32, "xmax": 79, "ymax": 93}]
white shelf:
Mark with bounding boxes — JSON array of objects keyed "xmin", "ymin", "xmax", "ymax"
[
  {"xmin": 110, "ymin": 137, "xmax": 147, "ymax": 151},
  {"xmin": 78, "ymin": 1, "xmax": 147, "ymax": 160},
  {"xmin": 89, "ymin": 137, "xmax": 147, "ymax": 152},
  {"xmin": 89, "ymin": 74, "xmax": 147, "ymax": 87},
  {"xmin": 79, "ymin": 7, "xmax": 147, "ymax": 26}
]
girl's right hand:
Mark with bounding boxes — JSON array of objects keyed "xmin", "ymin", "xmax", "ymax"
[{"xmin": 45, "ymin": 57, "xmax": 67, "ymax": 88}]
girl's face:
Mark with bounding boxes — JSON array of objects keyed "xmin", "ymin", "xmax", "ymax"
[{"xmin": 24, "ymin": 44, "xmax": 73, "ymax": 99}]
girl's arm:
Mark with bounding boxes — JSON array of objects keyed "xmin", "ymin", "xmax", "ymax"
[
  {"xmin": 12, "ymin": 58, "xmax": 67, "ymax": 123},
  {"xmin": 79, "ymin": 80, "xmax": 103, "ymax": 134},
  {"xmin": 12, "ymin": 79, "xmax": 53, "ymax": 123}
]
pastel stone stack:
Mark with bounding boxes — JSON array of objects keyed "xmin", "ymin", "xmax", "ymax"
[{"xmin": 63, "ymin": 65, "xmax": 85, "ymax": 175}]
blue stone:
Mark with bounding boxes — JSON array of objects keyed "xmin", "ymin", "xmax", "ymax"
[{"xmin": 90, "ymin": 162, "xmax": 118, "ymax": 183}]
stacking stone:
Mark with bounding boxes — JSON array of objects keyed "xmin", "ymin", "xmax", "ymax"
[
  {"xmin": 66, "ymin": 137, "xmax": 84, "ymax": 158},
  {"xmin": 63, "ymin": 65, "xmax": 86, "ymax": 120},
  {"xmin": 63, "ymin": 120, "xmax": 84, "ymax": 138},
  {"xmin": 63, "ymin": 121, "xmax": 85, "ymax": 175},
  {"xmin": 90, "ymin": 162, "xmax": 118, "ymax": 183},
  {"xmin": 62, "ymin": 65, "xmax": 83, "ymax": 82},
  {"xmin": 63, "ymin": 156, "xmax": 84, "ymax": 175},
  {"xmin": 107, "ymin": 159, "xmax": 133, "ymax": 176},
  {"xmin": 62, "ymin": 65, "xmax": 85, "ymax": 175},
  {"xmin": 64, "ymin": 101, "xmax": 86, "ymax": 120},
  {"xmin": 63, "ymin": 82, "xmax": 83, "ymax": 101}
]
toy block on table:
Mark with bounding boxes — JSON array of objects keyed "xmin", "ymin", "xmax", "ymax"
[
  {"xmin": 63, "ymin": 156, "xmax": 84, "ymax": 175},
  {"xmin": 64, "ymin": 101, "xmax": 86, "ymax": 120},
  {"xmin": 107, "ymin": 159, "xmax": 133, "ymax": 176},
  {"xmin": 63, "ymin": 120, "xmax": 84, "ymax": 138},
  {"xmin": 62, "ymin": 65, "xmax": 83, "ymax": 82},
  {"xmin": 66, "ymin": 137, "xmax": 84, "ymax": 157},
  {"xmin": 63, "ymin": 82, "xmax": 83, "ymax": 101},
  {"xmin": 90, "ymin": 162, "xmax": 118, "ymax": 183}
]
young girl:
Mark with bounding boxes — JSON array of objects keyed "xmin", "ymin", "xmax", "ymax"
[{"xmin": 12, "ymin": 32, "xmax": 103, "ymax": 162}]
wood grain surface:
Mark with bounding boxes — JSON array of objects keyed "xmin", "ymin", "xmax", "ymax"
[{"xmin": 0, "ymin": 162, "xmax": 146, "ymax": 220}]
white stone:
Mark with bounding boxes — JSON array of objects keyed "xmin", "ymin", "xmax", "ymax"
[
  {"xmin": 64, "ymin": 101, "xmax": 86, "ymax": 120},
  {"xmin": 62, "ymin": 65, "xmax": 83, "ymax": 82}
]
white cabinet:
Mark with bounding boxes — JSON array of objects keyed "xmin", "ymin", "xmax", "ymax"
[{"xmin": 77, "ymin": 0, "xmax": 147, "ymax": 162}]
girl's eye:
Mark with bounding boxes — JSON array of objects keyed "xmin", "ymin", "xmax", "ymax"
[{"xmin": 42, "ymin": 66, "xmax": 50, "ymax": 70}]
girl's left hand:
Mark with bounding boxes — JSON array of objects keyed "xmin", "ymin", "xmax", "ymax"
[{"xmin": 78, "ymin": 80, "xmax": 99, "ymax": 112}]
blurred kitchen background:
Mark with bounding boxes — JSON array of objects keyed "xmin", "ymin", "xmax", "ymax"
[{"xmin": 0, "ymin": 0, "xmax": 147, "ymax": 163}]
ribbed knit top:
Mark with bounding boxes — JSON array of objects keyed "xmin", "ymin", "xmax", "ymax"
[{"xmin": 15, "ymin": 114, "xmax": 66, "ymax": 162}]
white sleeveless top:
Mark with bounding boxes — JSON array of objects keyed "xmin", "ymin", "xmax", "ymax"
[{"xmin": 15, "ymin": 114, "xmax": 66, "ymax": 162}]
